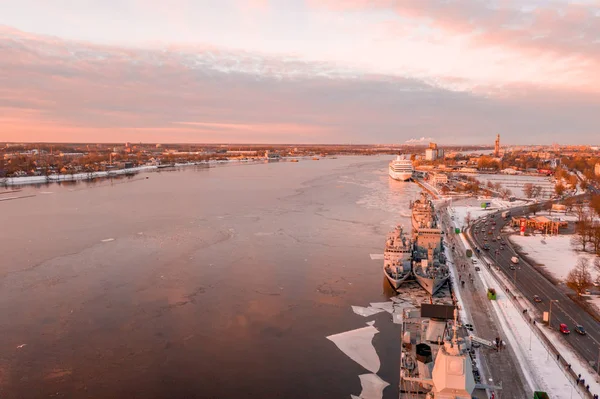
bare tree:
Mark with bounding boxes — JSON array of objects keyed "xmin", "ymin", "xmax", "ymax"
[
  {"xmin": 555, "ymin": 182, "xmax": 566, "ymax": 196},
  {"xmin": 565, "ymin": 258, "xmax": 593, "ymax": 296},
  {"xmin": 594, "ymin": 258, "xmax": 600, "ymax": 286},
  {"xmin": 499, "ymin": 187, "xmax": 512, "ymax": 199},
  {"xmin": 523, "ymin": 183, "xmax": 534, "ymax": 198},
  {"xmin": 532, "ymin": 185, "xmax": 543, "ymax": 199}
]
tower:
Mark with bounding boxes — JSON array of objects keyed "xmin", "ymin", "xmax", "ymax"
[{"xmin": 494, "ymin": 134, "xmax": 500, "ymax": 157}]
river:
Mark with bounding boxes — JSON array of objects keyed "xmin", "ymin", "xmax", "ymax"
[{"xmin": 0, "ymin": 156, "xmax": 421, "ymax": 398}]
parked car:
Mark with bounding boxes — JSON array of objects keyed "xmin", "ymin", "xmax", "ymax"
[
  {"xmin": 497, "ymin": 236, "xmax": 501, "ymax": 240},
  {"xmin": 499, "ymin": 246, "xmax": 505, "ymax": 250},
  {"xmin": 559, "ymin": 323, "xmax": 570, "ymax": 334},
  {"xmin": 509, "ymin": 265, "xmax": 516, "ymax": 270},
  {"xmin": 574, "ymin": 325, "xmax": 586, "ymax": 335},
  {"xmin": 475, "ymin": 267, "xmax": 481, "ymax": 271},
  {"xmin": 472, "ymin": 258, "xmax": 478, "ymax": 264},
  {"xmin": 533, "ymin": 295, "xmax": 542, "ymax": 303}
]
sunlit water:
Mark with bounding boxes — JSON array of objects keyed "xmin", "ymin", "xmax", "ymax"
[{"xmin": 0, "ymin": 156, "xmax": 421, "ymax": 398}]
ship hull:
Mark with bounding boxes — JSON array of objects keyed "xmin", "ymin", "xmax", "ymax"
[
  {"xmin": 389, "ymin": 169, "xmax": 413, "ymax": 181},
  {"xmin": 413, "ymin": 273, "xmax": 449, "ymax": 295},
  {"xmin": 383, "ymin": 266, "xmax": 412, "ymax": 290}
]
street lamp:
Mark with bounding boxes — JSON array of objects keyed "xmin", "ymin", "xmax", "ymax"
[{"xmin": 549, "ymin": 300, "xmax": 558, "ymax": 328}]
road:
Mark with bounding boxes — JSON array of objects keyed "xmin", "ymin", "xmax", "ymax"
[{"xmin": 467, "ymin": 204, "xmax": 600, "ymax": 373}]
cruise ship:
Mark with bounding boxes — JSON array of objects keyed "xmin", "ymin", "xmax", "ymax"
[
  {"xmin": 388, "ymin": 155, "xmax": 414, "ymax": 181},
  {"xmin": 383, "ymin": 226, "xmax": 413, "ymax": 290}
]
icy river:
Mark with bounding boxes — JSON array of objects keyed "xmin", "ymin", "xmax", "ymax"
[{"xmin": 0, "ymin": 155, "xmax": 422, "ymax": 398}]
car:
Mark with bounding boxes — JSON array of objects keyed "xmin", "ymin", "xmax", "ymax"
[
  {"xmin": 509, "ymin": 265, "xmax": 516, "ymax": 270},
  {"xmin": 560, "ymin": 323, "xmax": 570, "ymax": 334},
  {"xmin": 497, "ymin": 236, "xmax": 501, "ymax": 240},
  {"xmin": 492, "ymin": 221, "xmax": 497, "ymax": 225},
  {"xmin": 472, "ymin": 258, "xmax": 478, "ymax": 264},
  {"xmin": 533, "ymin": 295, "xmax": 542, "ymax": 303},
  {"xmin": 574, "ymin": 325, "xmax": 586, "ymax": 335},
  {"xmin": 488, "ymin": 231, "xmax": 493, "ymax": 235},
  {"xmin": 499, "ymin": 245, "xmax": 504, "ymax": 250},
  {"xmin": 475, "ymin": 267, "xmax": 481, "ymax": 271},
  {"xmin": 492, "ymin": 238, "xmax": 496, "ymax": 242}
]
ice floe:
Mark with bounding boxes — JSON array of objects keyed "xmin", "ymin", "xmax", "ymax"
[
  {"xmin": 369, "ymin": 254, "xmax": 384, "ymax": 260},
  {"xmin": 327, "ymin": 325, "xmax": 380, "ymax": 373},
  {"xmin": 352, "ymin": 306, "xmax": 385, "ymax": 317},
  {"xmin": 101, "ymin": 238, "xmax": 115, "ymax": 242},
  {"xmin": 350, "ymin": 373, "xmax": 389, "ymax": 399}
]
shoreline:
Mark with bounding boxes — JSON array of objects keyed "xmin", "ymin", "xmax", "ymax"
[{"xmin": 0, "ymin": 158, "xmax": 304, "ymax": 187}]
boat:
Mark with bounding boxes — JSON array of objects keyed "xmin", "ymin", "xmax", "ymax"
[
  {"xmin": 265, "ymin": 150, "xmax": 280, "ymax": 161},
  {"xmin": 401, "ymin": 307, "xmax": 496, "ymax": 398},
  {"xmin": 389, "ymin": 155, "xmax": 414, "ymax": 181},
  {"xmin": 157, "ymin": 163, "xmax": 175, "ymax": 169},
  {"xmin": 412, "ymin": 246, "xmax": 449, "ymax": 295},
  {"xmin": 290, "ymin": 159, "xmax": 299, "ymax": 163},
  {"xmin": 383, "ymin": 225, "xmax": 413, "ymax": 290},
  {"xmin": 312, "ymin": 157, "xmax": 319, "ymax": 160},
  {"xmin": 411, "ymin": 192, "xmax": 435, "ymax": 231}
]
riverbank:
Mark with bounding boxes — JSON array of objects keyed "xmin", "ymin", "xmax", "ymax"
[{"xmin": 0, "ymin": 158, "xmax": 307, "ymax": 187}]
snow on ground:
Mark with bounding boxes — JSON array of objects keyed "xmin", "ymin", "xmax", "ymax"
[
  {"xmin": 473, "ymin": 253, "xmax": 584, "ymax": 398},
  {"xmin": 509, "ymin": 235, "xmax": 599, "ymax": 282},
  {"xmin": 327, "ymin": 325, "xmax": 381, "ymax": 374},
  {"xmin": 476, "ymin": 174, "xmax": 555, "ymax": 199},
  {"xmin": 538, "ymin": 327, "xmax": 600, "ymax": 397},
  {"xmin": 446, "ymin": 197, "xmax": 528, "ymax": 230}
]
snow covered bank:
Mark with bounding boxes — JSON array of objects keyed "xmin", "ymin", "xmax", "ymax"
[{"xmin": 509, "ymin": 235, "xmax": 599, "ymax": 282}]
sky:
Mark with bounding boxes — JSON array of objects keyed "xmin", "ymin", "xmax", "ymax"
[{"xmin": 0, "ymin": 0, "xmax": 599, "ymax": 144}]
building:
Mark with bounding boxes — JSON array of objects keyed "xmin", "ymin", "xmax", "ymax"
[
  {"xmin": 494, "ymin": 134, "xmax": 500, "ymax": 157},
  {"xmin": 425, "ymin": 142, "xmax": 444, "ymax": 161},
  {"xmin": 595, "ymin": 163, "xmax": 600, "ymax": 176},
  {"xmin": 510, "ymin": 215, "xmax": 568, "ymax": 235}
]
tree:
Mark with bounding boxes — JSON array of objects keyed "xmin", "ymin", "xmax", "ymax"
[
  {"xmin": 594, "ymin": 258, "xmax": 600, "ymax": 286},
  {"xmin": 523, "ymin": 183, "xmax": 535, "ymax": 198},
  {"xmin": 565, "ymin": 258, "xmax": 593, "ymax": 296},
  {"xmin": 529, "ymin": 202, "xmax": 541, "ymax": 215},
  {"xmin": 531, "ymin": 185, "xmax": 543, "ymax": 199},
  {"xmin": 555, "ymin": 182, "xmax": 566, "ymax": 196},
  {"xmin": 499, "ymin": 188, "xmax": 512, "ymax": 199},
  {"xmin": 590, "ymin": 195, "xmax": 600, "ymax": 218}
]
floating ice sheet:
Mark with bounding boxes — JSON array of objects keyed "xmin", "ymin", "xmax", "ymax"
[
  {"xmin": 369, "ymin": 302, "xmax": 394, "ymax": 314},
  {"xmin": 327, "ymin": 326, "xmax": 380, "ymax": 373},
  {"xmin": 352, "ymin": 306, "xmax": 385, "ymax": 317},
  {"xmin": 101, "ymin": 238, "xmax": 115, "ymax": 242},
  {"xmin": 369, "ymin": 254, "xmax": 384, "ymax": 260},
  {"xmin": 351, "ymin": 373, "xmax": 389, "ymax": 399}
]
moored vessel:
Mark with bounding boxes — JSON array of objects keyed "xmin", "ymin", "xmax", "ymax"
[{"xmin": 389, "ymin": 155, "xmax": 414, "ymax": 181}]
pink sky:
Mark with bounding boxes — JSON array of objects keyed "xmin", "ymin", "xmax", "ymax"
[{"xmin": 0, "ymin": 0, "xmax": 599, "ymax": 144}]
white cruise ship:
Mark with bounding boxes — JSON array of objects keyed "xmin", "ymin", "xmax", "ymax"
[{"xmin": 388, "ymin": 156, "xmax": 414, "ymax": 181}]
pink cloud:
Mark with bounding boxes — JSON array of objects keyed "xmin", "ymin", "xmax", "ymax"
[{"xmin": 1, "ymin": 26, "xmax": 599, "ymax": 144}]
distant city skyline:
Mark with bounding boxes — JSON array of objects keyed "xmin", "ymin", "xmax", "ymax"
[{"xmin": 1, "ymin": 0, "xmax": 599, "ymax": 144}]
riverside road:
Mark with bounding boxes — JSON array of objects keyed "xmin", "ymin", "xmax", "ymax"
[{"xmin": 469, "ymin": 204, "xmax": 600, "ymax": 373}]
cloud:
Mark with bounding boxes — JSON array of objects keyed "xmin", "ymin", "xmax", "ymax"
[
  {"xmin": 309, "ymin": 0, "xmax": 600, "ymax": 93},
  {"xmin": 405, "ymin": 137, "xmax": 434, "ymax": 144},
  {"xmin": 0, "ymin": 27, "xmax": 599, "ymax": 144}
]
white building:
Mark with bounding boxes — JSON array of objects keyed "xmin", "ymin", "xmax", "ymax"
[{"xmin": 425, "ymin": 148, "xmax": 437, "ymax": 161}]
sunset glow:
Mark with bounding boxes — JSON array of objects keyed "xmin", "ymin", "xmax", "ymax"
[{"xmin": 1, "ymin": 0, "xmax": 599, "ymax": 144}]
